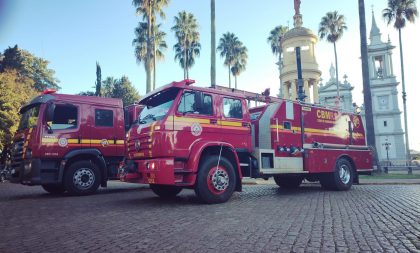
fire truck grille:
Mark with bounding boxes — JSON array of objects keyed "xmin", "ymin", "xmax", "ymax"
[
  {"xmin": 11, "ymin": 136, "xmax": 25, "ymax": 171},
  {"xmin": 128, "ymin": 134, "xmax": 152, "ymax": 157}
]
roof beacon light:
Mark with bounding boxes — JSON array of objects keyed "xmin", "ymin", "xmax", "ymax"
[
  {"xmin": 41, "ymin": 89, "xmax": 57, "ymax": 95},
  {"xmin": 184, "ymin": 79, "xmax": 195, "ymax": 86}
]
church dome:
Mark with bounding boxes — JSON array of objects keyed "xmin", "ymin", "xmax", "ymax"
[{"xmin": 283, "ymin": 27, "xmax": 317, "ymax": 41}]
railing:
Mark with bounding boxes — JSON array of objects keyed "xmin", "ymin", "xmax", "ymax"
[{"xmin": 380, "ymin": 160, "xmax": 420, "ymax": 174}]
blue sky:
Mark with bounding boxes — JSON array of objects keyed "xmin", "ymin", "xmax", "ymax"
[{"xmin": 0, "ymin": 0, "xmax": 419, "ymax": 150}]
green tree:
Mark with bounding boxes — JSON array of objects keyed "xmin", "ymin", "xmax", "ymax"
[
  {"xmin": 318, "ymin": 11, "xmax": 347, "ymax": 105},
  {"xmin": 267, "ymin": 25, "xmax": 289, "ymax": 95},
  {"xmin": 102, "ymin": 77, "xmax": 118, "ymax": 98},
  {"xmin": 383, "ymin": 0, "xmax": 418, "ymax": 162},
  {"xmin": 0, "ymin": 45, "xmax": 60, "ymax": 91},
  {"xmin": 210, "ymin": 0, "xmax": 216, "ymax": 87},
  {"xmin": 78, "ymin": 91, "xmax": 96, "ymax": 96},
  {"xmin": 95, "ymin": 62, "xmax": 102, "ymax": 96},
  {"xmin": 0, "ymin": 70, "xmax": 37, "ymax": 163},
  {"xmin": 217, "ymin": 32, "xmax": 242, "ymax": 88},
  {"xmin": 132, "ymin": 0, "xmax": 170, "ymax": 93},
  {"xmin": 230, "ymin": 42, "xmax": 247, "ymax": 89},
  {"xmin": 173, "ymin": 41, "xmax": 201, "ymax": 79},
  {"xmin": 133, "ymin": 22, "xmax": 167, "ymax": 90},
  {"xmin": 99, "ymin": 76, "xmax": 140, "ymax": 107},
  {"xmin": 171, "ymin": 11, "xmax": 201, "ymax": 79}
]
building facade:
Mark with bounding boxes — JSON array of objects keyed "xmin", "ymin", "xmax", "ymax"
[
  {"xmin": 318, "ymin": 64, "xmax": 354, "ymax": 112},
  {"xmin": 366, "ymin": 11, "xmax": 406, "ymax": 162}
]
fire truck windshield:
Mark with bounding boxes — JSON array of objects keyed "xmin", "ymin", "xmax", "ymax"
[
  {"xmin": 18, "ymin": 105, "xmax": 40, "ymax": 130},
  {"xmin": 138, "ymin": 88, "xmax": 179, "ymax": 124}
]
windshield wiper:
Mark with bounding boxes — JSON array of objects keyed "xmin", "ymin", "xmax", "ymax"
[{"xmin": 139, "ymin": 114, "xmax": 156, "ymax": 124}]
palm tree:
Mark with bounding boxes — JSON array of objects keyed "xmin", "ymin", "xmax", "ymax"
[
  {"xmin": 171, "ymin": 11, "xmax": 200, "ymax": 79},
  {"xmin": 318, "ymin": 11, "xmax": 347, "ymax": 106},
  {"xmin": 133, "ymin": 22, "xmax": 167, "ymax": 89},
  {"xmin": 267, "ymin": 25, "xmax": 289, "ymax": 97},
  {"xmin": 231, "ymin": 43, "xmax": 247, "ymax": 89},
  {"xmin": 358, "ymin": 0, "xmax": 380, "ymax": 171},
  {"xmin": 383, "ymin": 0, "xmax": 418, "ymax": 163},
  {"xmin": 217, "ymin": 32, "xmax": 241, "ymax": 88},
  {"xmin": 173, "ymin": 41, "xmax": 201, "ymax": 79},
  {"xmin": 152, "ymin": 26, "xmax": 167, "ymax": 90},
  {"xmin": 211, "ymin": 0, "xmax": 216, "ymax": 87},
  {"xmin": 132, "ymin": 0, "xmax": 169, "ymax": 93}
]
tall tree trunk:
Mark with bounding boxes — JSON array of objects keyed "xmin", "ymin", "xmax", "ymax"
[
  {"xmin": 210, "ymin": 0, "xmax": 216, "ymax": 88},
  {"xmin": 398, "ymin": 28, "xmax": 411, "ymax": 163},
  {"xmin": 184, "ymin": 41, "xmax": 187, "ymax": 79},
  {"xmin": 153, "ymin": 56, "xmax": 156, "ymax": 90},
  {"xmin": 146, "ymin": 2, "xmax": 152, "ymax": 93},
  {"xmin": 186, "ymin": 53, "xmax": 189, "ymax": 79},
  {"xmin": 358, "ymin": 0, "xmax": 380, "ymax": 171},
  {"xmin": 228, "ymin": 64, "xmax": 231, "ymax": 88},
  {"xmin": 278, "ymin": 50, "xmax": 283, "ymax": 98},
  {"xmin": 153, "ymin": 27, "xmax": 156, "ymax": 90},
  {"xmin": 333, "ymin": 42, "xmax": 340, "ymax": 106}
]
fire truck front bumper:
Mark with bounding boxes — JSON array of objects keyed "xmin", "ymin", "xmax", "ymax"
[
  {"xmin": 120, "ymin": 158, "xmax": 192, "ymax": 186},
  {"xmin": 10, "ymin": 158, "xmax": 59, "ymax": 185}
]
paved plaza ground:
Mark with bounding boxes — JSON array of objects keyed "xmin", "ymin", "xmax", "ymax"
[{"xmin": 0, "ymin": 181, "xmax": 419, "ymax": 253}]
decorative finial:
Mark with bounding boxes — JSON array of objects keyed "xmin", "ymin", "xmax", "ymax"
[
  {"xmin": 343, "ymin": 74, "xmax": 348, "ymax": 84},
  {"xmin": 293, "ymin": 0, "xmax": 302, "ymax": 27},
  {"xmin": 294, "ymin": 0, "xmax": 301, "ymax": 15}
]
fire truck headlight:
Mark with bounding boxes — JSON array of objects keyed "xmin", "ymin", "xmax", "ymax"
[{"xmin": 146, "ymin": 162, "xmax": 155, "ymax": 170}]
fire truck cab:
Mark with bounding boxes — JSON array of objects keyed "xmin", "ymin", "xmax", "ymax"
[
  {"xmin": 121, "ymin": 80, "xmax": 373, "ymax": 204},
  {"xmin": 10, "ymin": 90, "xmax": 139, "ymax": 195}
]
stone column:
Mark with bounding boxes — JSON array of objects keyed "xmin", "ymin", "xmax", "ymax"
[
  {"xmin": 291, "ymin": 80, "xmax": 297, "ymax": 100},
  {"xmin": 313, "ymin": 79, "xmax": 319, "ymax": 103},
  {"xmin": 283, "ymin": 82, "xmax": 290, "ymax": 100},
  {"xmin": 304, "ymin": 79, "xmax": 310, "ymax": 102}
]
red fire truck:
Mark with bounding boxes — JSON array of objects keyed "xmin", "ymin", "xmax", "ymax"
[
  {"xmin": 10, "ymin": 90, "xmax": 141, "ymax": 195},
  {"xmin": 120, "ymin": 79, "xmax": 373, "ymax": 204}
]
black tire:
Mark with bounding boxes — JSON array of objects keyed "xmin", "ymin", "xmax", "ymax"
[
  {"xmin": 150, "ymin": 184, "xmax": 182, "ymax": 198},
  {"xmin": 195, "ymin": 155, "xmax": 236, "ymax": 204},
  {"xmin": 273, "ymin": 176, "xmax": 303, "ymax": 189},
  {"xmin": 321, "ymin": 158, "xmax": 354, "ymax": 191},
  {"xmin": 64, "ymin": 160, "xmax": 101, "ymax": 195},
  {"xmin": 41, "ymin": 184, "xmax": 66, "ymax": 194}
]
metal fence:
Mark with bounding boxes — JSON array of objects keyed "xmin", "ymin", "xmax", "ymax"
[{"xmin": 379, "ymin": 160, "xmax": 420, "ymax": 174}]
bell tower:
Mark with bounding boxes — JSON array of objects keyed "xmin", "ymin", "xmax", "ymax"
[{"xmin": 368, "ymin": 10, "xmax": 405, "ymax": 161}]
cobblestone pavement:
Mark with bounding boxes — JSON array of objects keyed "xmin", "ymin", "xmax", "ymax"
[{"xmin": 0, "ymin": 181, "xmax": 419, "ymax": 253}]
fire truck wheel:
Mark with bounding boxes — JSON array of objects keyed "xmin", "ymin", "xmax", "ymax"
[
  {"xmin": 41, "ymin": 184, "xmax": 66, "ymax": 194},
  {"xmin": 195, "ymin": 155, "xmax": 236, "ymax": 204},
  {"xmin": 64, "ymin": 161, "xmax": 101, "ymax": 195},
  {"xmin": 321, "ymin": 158, "xmax": 354, "ymax": 191},
  {"xmin": 273, "ymin": 176, "xmax": 303, "ymax": 189},
  {"xmin": 150, "ymin": 184, "xmax": 182, "ymax": 198}
]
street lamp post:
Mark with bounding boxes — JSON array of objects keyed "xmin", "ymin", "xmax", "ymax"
[{"xmin": 382, "ymin": 139, "xmax": 391, "ymax": 173}]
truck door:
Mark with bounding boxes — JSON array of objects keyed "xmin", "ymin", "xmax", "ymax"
[
  {"xmin": 41, "ymin": 103, "xmax": 82, "ymax": 158},
  {"xmin": 89, "ymin": 105, "xmax": 118, "ymax": 157},
  {"xmin": 219, "ymin": 97, "xmax": 251, "ymax": 150},
  {"xmin": 174, "ymin": 90, "xmax": 221, "ymax": 155}
]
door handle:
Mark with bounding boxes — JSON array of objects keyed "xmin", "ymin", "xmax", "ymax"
[{"xmin": 210, "ymin": 119, "xmax": 217, "ymax": 124}]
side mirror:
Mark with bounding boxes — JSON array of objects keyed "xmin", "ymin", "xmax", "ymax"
[
  {"xmin": 194, "ymin": 91, "xmax": 204, "ymax": 112},
  {"xmin": 46, "ymin": 103, "xmax": 55, "ymax": 122},
  {"xmin": 45, "ymin": 103, "xmax": 55, "ymax": 133}
]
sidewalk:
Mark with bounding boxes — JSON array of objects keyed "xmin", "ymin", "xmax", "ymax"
[{"xmin": 241, "ymin": 177, "xmax": 420, "ymax": 185}]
